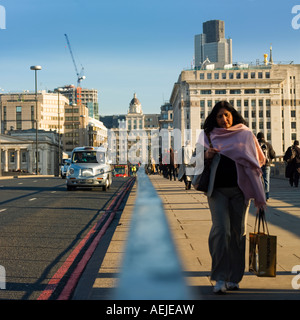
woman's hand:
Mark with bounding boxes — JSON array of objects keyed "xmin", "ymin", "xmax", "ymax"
[{"xmin": 205, "ymin": 148, "xmax": 220, "ymax": 159}]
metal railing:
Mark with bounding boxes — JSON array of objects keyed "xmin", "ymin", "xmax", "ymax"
[{"xmin": 114, "ymin": 165, "xmax": 193, "ymax": 300}]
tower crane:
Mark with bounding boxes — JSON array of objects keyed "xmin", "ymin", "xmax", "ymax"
[{"xmin": 64, "ymin": 33, "xmax": 86, "ymax": 87}]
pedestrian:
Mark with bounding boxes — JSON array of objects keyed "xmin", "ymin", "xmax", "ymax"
[
  {"xmin": 178, "ymin": 140, "xmax": 193, "ymax": 189},
  {"xmin": 284, "ymin": 140, "xmax": 300, "ymax": 187},
  {"xmin": 256, "ymin": 132, "xmax": 276, "ymax": 201},
  {"xmin": 168, "ymin": 148, "xmax": 177, "ymax": 181},
  {"xmin": 131, "ymin": 165, "xmax": 136, "ymax": 176},
  {"xmin": 198, "ymin": 101, "xmax": 266, "ymax": 294},
  {"xmin": 162, "ymin": 149, "xmax": 169, "ymax": 178}
]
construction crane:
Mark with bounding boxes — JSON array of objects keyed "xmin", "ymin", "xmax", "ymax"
[{"xmin": 64, "ymin": 33, "xmax": 86, "ymax": 87}]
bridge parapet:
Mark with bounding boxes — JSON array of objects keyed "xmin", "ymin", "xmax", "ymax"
[{"xmin": 114, "ymin": 165, "xmax": 193, "ymax": 300}]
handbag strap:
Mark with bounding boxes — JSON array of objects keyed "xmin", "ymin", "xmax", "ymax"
[
  {"xmin": 254, "ymin": 208, "xmax": 270, "ymax": 235},
  {"xmin": 206, "ymin": 133, "xmax": 213, "ymax": 148}
]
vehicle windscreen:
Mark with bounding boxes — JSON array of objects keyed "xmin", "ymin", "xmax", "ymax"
[
  {"xmin": 114, "ymin": 167, "xmax": 125, "ymax": 174},
  {"xmin": 72, "ymin": 151, "xmax": 105, "ymax": 164}
]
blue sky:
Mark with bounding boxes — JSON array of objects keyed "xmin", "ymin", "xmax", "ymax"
[{"xmin": 0, "ymin": 0, "xmax": 300, "ymax": 115}]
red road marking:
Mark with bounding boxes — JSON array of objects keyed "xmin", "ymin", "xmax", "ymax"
[{"xmin": 37, "ymin": 178, "xmax": 134, "ymax": 300}]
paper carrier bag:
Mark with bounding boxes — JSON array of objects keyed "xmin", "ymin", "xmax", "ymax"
[{"xmin": 249, "ymin": 209, "xmax": 276, "ymax": 277}]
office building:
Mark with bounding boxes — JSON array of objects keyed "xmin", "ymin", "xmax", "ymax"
[
  {"xmin": 195, "ymin": 20, "xmax": 232, "ymax": 69},
  {"xmin": 170, "ymin": 62, "xmax": 300, "ymax": 155},
  {"xmin": 0, "ymin": 91, "xmax": 90, "ymax": 156},
  {"xmin": 0, "ymin": 91, "xmax": 69, "ymax": 133},
  {"xmin": 56, "ymin": 85, "xmax": 99, "ymax": 119}
]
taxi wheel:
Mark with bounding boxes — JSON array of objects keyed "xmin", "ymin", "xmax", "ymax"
[{"xmin": 102, "ymin": 176, "xmax": 110, "ymax": 191}]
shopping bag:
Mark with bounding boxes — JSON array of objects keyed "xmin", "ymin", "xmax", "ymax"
[{"xmin": 249, "ymin": 209, "xmax": 277, "ymax": 277}]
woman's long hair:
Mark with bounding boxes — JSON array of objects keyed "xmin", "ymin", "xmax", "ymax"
[{"xmin": 203, "ymin": 101, "xmax": 247, "ymax": 134}]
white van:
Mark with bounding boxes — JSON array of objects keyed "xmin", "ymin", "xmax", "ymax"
[{"xmin": 66, "ymin": 146, "xmax": 112, "ymax": 191}]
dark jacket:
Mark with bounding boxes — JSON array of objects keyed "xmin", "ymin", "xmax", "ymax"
[
  {"xmin": 258, "ymin": 138, "xmax": 276, "ymax": 166},
  {"xmin": 284, "ymin": 145, "xmax": 300, "ymax": 167}
]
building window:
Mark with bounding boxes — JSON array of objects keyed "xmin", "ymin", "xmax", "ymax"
[
  {"xmin": 245, "ymin": 89, "xmax": 256, "ymax": 94},
  {"xmin": 244, "ymin": 72, "xmax": 248, "ymax": 79},
  {"xmin": 214, "ymin": 73, "xmax": 219, "ymax": 79},
  {"xmin": 200, "ymin": 73, "xmax": 204, "ymax": 79},
  {"xmin": 291, "ymin": 110, "xmax": 296, "ymax": 117},
  {"xmin": 215, "ymin": 89, "xmax": 226, "ymax": 94},
  {"xmin": 258, "ymin": 72, "xmax": 263, "ymax": 78},
  {"xmin": 9, "ymin": 151, "xmax": 15, "ymax": 163},
  {"xmin": 291, "ymin": 122, "xmax": 297, "ymax": 129},
  {"xmin": 259, "ymin": 89, "xmax": 270, "ymax": 94},
  {"xmin": 251, "ymin": 72, "xmax": 256, "ymax": 79},
  {"xmin": 236, "ymin": 73, "xmax": 241, "ymax": 79},
  {"xmin": 230, "ymin": 89, "xmax": 241, "ymax": 94},
  {"xmin": 16, "ymin": 106, "xmax": 22, "ymax": 130},
  {"xmin": 21, "ymin": 151, "xmax": 27, "ymax": 163},
  {"xmin": 201, "ymin": 90, "xmax": 212, "ymax": 94},
  {"xmin": 222, "ymin": 73, "xmax": 226, "ymax": 79}
]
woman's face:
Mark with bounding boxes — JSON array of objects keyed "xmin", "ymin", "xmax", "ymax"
[{"xmin": 216, "ymin": 108, "xmax": 233, "ymax": 128}]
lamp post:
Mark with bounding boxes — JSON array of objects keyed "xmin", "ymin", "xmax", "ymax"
[
  {"xmin": 71, "ymin": 103, "xmax": 77, "ymax": 149},
  {"xmin": 80, "ymin": 115, "xmax": 86, "ymax": 146},
  {"xmin": 57, "ymin": 88, "xmax": 62, "ymax": 175},
  {"xmin": 30, "ymin": 65, "xmax": 42, "ymax": 175}
]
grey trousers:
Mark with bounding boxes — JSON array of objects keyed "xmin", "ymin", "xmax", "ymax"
[{"xmin": 207, "ymin": 187, "xmax": 250, "ymax": 283}]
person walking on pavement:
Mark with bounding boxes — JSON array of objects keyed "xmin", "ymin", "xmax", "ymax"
[
  {"xmin": 178, "ymin": 140, "xmax": 193, "ymax": 189},
  {"xmin": 198, "ymin": 101, "xmax": 266, "ymax": 294},
  {"xmin": 162, "ymin": 149, "xmax": 169, "ymax": 178},
  {"xmin": 284, "ymin": 140, "xmax": 300, "ymax": 187},
  {"xmin": 256, "ymin": 132, "xmax": 276, "ymax": 201},
  {"xmin": 168, "ymin": 148, "xmax": 177, "ymax": 181}
]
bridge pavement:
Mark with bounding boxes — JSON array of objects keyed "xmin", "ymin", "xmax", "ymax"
[
  {"xmin": 73, "ymin": 175, "xmax": 300, "ymax": 300},
  {"xmin": 150, "ymin": 175, "xmax": 300, "ymax": 300}
]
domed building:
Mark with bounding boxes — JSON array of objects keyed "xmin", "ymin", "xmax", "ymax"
[
  {"xmin": 128, "ymin": 93, "xmax": 142, "ymax": 115},
  {"xmin": 101, "ymin": 92, "xmax": 161, "ymax": 165},
  {"xmin": 126, "ymin": 93, "xmax": 144, "ymax": 130}
]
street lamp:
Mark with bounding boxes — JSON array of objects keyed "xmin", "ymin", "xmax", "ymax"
[
  {"xmin": 57, "ymin": 88, "xmax": 62, "ymax": 175},
  {"xmin": 30, "ymin": 65, "xmax": 42, "ymax": 175}
]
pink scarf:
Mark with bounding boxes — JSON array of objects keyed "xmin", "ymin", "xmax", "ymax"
[{"xmin": 202, "ymin": 124, "xmax": 266, "ymax": 209}]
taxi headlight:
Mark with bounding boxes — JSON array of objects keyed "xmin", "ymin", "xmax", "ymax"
[
  {"xmin": 69, "ymin": 168, "xmax": 75, "ymax": 175},
  {"xmin": 98, "ymin": 168, "xmax": 104, "ymax": 175}
]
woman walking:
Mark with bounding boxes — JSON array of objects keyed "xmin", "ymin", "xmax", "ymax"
[{"xmin": 200, "ymin": 101, "xmax": 266, "ymax": 294}]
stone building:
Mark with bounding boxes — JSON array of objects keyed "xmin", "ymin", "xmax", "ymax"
[
  {"xmin": 0, "ymin": 130, "xmax": 59, "ymax": 175},
  {"xmin": 102, "ymin": 93, "xmax": 160, "ymax": 164},
  {"xmin": 170, "ymin": 62, "xmax": 300, "ymax": 155}
]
